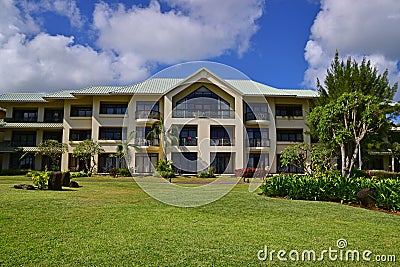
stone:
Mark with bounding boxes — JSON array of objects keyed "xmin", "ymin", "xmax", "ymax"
[
  {"xmin": 69, "ymin": 180, "xmax": 79, "ymax": 188},
  {"xmin": 61, "ymin": 172, "xmax": 71, "ymax": 187},
  {"xmin": 357, "ymin": 188, "xmax": 376, "ymax": 208},
  {"xmin": 48, "ymin": 171, "xmax": 62, "ymax": 190},
  {"xmin": 14, "ymin": 184, "xmax": 35, "ymax": 190}
]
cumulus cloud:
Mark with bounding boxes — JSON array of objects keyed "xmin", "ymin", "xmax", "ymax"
[
  {"xmin": 94, "ymin": 0, "xmax": 264, "ymax": 64},
  {"xmin": 0, "ymin": 0, "xmax": 264, "ymax": 93},
  {"xmin": 304, "ymin": 0, "xmax": 400, "ymax": 97}
]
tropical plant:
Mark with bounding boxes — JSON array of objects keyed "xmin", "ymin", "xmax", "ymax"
[
  {"xmin": 155, "ymin": 159, "xmax": 175, "ymax": 180},
  {"xmin": 308, "ymin": 52, "xmax": 398, "ymax": 177},
  {"xmin": 31, "ymin": 170, "xmax": 51, "ymax": 189},
  {"xmin": 72, "ymin": 139, "xmax": 104, "ymax": 173}
]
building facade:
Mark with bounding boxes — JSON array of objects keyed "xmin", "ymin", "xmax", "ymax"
[{"xmin": 0, "ymin": 68, "xmax": 319, "ymax": 174}]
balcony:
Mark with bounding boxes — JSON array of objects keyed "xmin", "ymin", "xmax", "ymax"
[
  {"xmin": 134, "ymin": 138, "xmax": 160, "ymax": 147},
  {"xmin": 0, "ymin": 141, "xmax": 38, "ymax": 152},
  {"xmin": 179, "ymin": 137, "xmax": 197, "ymax": 146},
  {"xmin": 0, "ymin": 119, "xmax": 63, "ymax": 129},
  {"xmin": 248, "ymin": 138, "xmax": 270, "ymax": 148},
  {"xmin": 173, "ymin": 110, "xmax": 234, "ymax": 119},
  {"xmin": 135, "ymin": 110, "xmax": 160, "ymax": 121},
  {"xmin": 244, "ymin": 112, "xmax": 270, "ymax": 124},
  {"xmin": 210, "ymin": 138, "xmax": 234, "ymax": 146}
]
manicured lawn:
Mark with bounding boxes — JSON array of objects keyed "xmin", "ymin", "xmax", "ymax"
[{"xmin": 0, "ymin": 176, "xmax": 399, "ymax": 266}]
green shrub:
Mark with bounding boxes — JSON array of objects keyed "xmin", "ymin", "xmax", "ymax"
[
  {"xmin": 118, "ymin": 168, "xmax": 131, "ymax": 177},
  {"xmin": 155, "ymin": 159, "xmax": 176, "ymax": 179},
  {"xmin": 31, "ymin": 171, "xmax": 51, "ymax": 189},
  {"xmin": 198, "ymin": 166, "xmax": 216, "ymax": 178},
  {"xmin": 70, "ymin": 171, "xmax": 90, "ymax": 178},
  {"xmin": 260, "ymin": 171, "xmax": 400, "ymax": 211}
]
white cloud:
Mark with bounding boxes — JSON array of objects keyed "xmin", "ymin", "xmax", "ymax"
[
  {"xmin": 304, "ymin": 0, "xmax": 400, "ymax": 95},
  {"xmin": 93, "ymin": 0, "xmax": 264, "ymax": 64},
  {"xmin": 0, "ymin": 0, "xmax": 264, "ymax": 93}
]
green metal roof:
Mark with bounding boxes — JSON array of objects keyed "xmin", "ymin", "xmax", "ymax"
[
  {"xmin": 0, "ymin": 93, "xmax": 47, "ymax": 102},
  {"xmin": 0, "ymin": 69, "xmax": 319, "ymax": 100},
  {"xmin": 44, "ymin": 90, "xmax": 76, "ymax": 99},
  {"xmin": 73, "ymin": 86, "xmax": 125, "ymax": 95},
  {"xmin": 112, "ymin": 78, "xmax": 183, "ymax": 94}
]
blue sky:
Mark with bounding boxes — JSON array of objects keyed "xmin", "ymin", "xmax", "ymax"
[{"xmin": 1, "ymin": 0, "xmax": 400, "ymax": 97}]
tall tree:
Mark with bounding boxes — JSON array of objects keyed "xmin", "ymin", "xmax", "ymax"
[
  {"xmin": 72, "ymin": 139, "xmax": 104, "ymax": 173},
  {"xmin": 309, "ymin": 52, "xmax": 398, "ymax": 177}
]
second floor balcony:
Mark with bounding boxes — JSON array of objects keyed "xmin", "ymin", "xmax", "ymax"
[
  {"xmin": 173, "ymin": 109, "xmax": 234, "ymax": 119},
  {"xmin": 248, "ymin": 138, "xmax": 270, "ymax": 147},
  {"xmin": 135, "ymin": 110, "xmax": 160, "ymax": 120},
  {"xmin": 244, "ymin": 112, "xmax": 270, "ymax": 122},
  {"xmin": 134, "ymin": 138, "xmax": 160, "ymax": 147},
  {"xmin": 210, "ymin": 138, "xmax": 234, "ymax": 146}
]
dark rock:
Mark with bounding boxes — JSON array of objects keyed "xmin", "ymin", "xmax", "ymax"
[
  {"xmin": 69, "ymin": 180, "xmax": 79, "ymax": 188},
  {"xmin": 357, "ymin": 188, "xmax": 376, "ymax": 208},
  {"xmin": 61, "ymin": 172, "xmax": 71, "ymax": 187},
  {"xmin": 48, "ymin": 171, "xmax": 62, "ymax": 190},
  {"xmin": 14, "ymin": 184, "xmax": 35, "ymax": 190}
]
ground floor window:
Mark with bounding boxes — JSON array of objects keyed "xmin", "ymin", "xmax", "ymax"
[
  {"xmin": 135, "ymin": 153, "xmax": 158, "ymax": 173},
  {"xmin": 247, "ymin": 153, "xmax": 269, "ymax": 169},
  {"xmin": 9, "ymin": 153, "xmax": 35, "ymax": 169},
  {"xmin": 68, "ymin": 153, "xmax": 89, "ymax": 172},
  {"xmin": 211, "ymin": 152, "xmax": 234, "ymax": 174},
  {"xmin": 98, "ymin": 153, "xmax": 126, "ymax": 173},
  {"xmin": 172, "ymin": 152, "xmax": 197, "ymax": 174}
]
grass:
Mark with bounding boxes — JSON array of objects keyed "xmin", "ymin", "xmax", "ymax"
[{"xmin": 0, "ymin": 175, "xmax": 399, "ymax": 266}]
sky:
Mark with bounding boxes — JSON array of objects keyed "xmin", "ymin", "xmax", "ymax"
[{"xmin": 1, "ymin": 0, "xmax": 400, "ymax": 99}]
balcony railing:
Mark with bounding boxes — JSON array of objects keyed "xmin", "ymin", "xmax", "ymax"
[
  {"xmin": 2, "ymin": 118, "xmax": 63, "ymax": 123},
  {"xmin": 4, "ymin": 117, "xmax": 38, "ymax": 123},
  {"xmin": 179, "ymin": 137, "xmax": 197, "ymax": 146},
  {"xmin": 248, "ymin": 138, "xmax": 270, "ymax": 147},
  {"xmin": 135, "ymin": 110, "xmax": 160, "ymax": 120},
  {"xmin": 244, "ymin": 112, "xmax": 270, "ymax": 121},
  {"xmin": 134, "ymin": 138, "xmax": 160, "ymax": 147},
  {"xmin": 173, "ymin": 110, "xmax": 234, "ymax": 119},
  {"xmin": 210, "ymin": 138, "xmax": 234, "ymax": 146}
]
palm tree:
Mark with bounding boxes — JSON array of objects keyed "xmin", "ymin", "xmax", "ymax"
[{"xmin": 147, "ymin": 118, "xmax": 179, "ymax": 160}]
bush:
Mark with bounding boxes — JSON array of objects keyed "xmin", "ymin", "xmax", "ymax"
[
  {"xmin": 155, "ymin": 159, "xmax": 176, "ymax": 179},
  {"xmin": 118, "ymin": 168, "xmax": 131, "ymax": 177},
  {"xmin": 109, "ymin": 167, "xmax": 119, "ymax": 178},
  {"xmin": 260, "ymin": 171, "xmax": 400, "ymax": 211},
  {"xmin": 70, "ymin": 171, "xmax": 90, "ymax": 178},
  {"xmin": 31, "ymin": 171, "xmax": 50, "ymax": 189},
  {"xmin": 198, "ymin": 166, "xmax": 216, "ymax": 178}
]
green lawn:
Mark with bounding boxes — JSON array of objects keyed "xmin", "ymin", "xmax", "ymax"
[{"xmin": 0, "ymin": 176, "xmax": 399, "ymax": 266}]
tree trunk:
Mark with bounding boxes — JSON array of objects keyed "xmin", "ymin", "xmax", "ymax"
[{"xmin": 340, "ymin": 144, "xmax": 347, "ymax": 177}]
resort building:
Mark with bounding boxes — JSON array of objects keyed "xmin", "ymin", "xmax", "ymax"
[{"xmin": 0, "ymin": 67, "xmax": 320, "ymax": 174}]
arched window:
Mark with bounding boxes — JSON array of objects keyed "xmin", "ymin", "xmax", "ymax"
[{"xmin": 173, "ymin": 86, "xmax": 232, "ymax": 118}]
